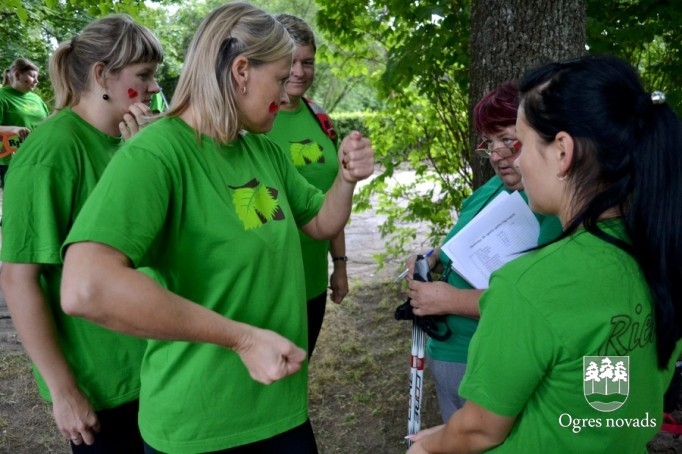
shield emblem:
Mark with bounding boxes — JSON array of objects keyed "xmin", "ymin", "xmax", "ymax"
[{"xmin": 583, "ymin": 356, "xmax": 629, "ymax": 412}]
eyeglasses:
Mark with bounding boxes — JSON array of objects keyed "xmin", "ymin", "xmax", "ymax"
[{"xmin": 475, "ymin": 140, "xmax": 521, "ymax": 159}]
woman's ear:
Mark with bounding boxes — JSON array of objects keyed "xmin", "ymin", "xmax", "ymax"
[
  {"xmin": 231, "ymin": 56, "xmax": 249, "ymax": 92},
  {"xmin": 92, "ymin": 62, "xmax": 107, "ymax": 90},
  {"xmin": 555, "ymin": 131, "xmax": 574, "ymax": 178}
]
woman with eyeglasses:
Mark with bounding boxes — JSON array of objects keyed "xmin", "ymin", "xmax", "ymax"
[{"xmin": 403, "ymin": 80, "xmax": 562, "ymax": 423}]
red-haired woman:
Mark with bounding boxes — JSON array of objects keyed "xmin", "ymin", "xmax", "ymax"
[{"xmin": 404, "ymin": 81, "xmax": 562, "ymax": 422}]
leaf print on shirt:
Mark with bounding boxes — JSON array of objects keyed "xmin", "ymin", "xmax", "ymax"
[
  {"xmin": 229, "ymin": 178, "xmax": 285, "ymax": 230},
  {"xmin": 290, "ymin": 139, "xmax": 325, "ymax": 167}
]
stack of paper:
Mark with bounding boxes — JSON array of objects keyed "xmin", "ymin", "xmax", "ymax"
[{"xmin": 441, "ymin": 191, "xmax": 539, "ymax": 289}]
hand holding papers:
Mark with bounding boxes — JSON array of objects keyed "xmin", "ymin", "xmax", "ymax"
[{"xmin": 441, "ymin": 191, "xmax": 539, "ymax": 289}]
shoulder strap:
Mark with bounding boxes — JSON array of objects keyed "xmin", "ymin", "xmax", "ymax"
[{"xmin": 303, "ymin": 97, "xmax": 338, "ymax": 145}]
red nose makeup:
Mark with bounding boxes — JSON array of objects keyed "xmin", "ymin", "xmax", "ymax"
[
  {"xmin": 128, "ymin": 88, "xmax": 139, "ymax": 99},
  {"xmin": 269, "ymin": 102, "xmax": 279, "ymax": 113}
]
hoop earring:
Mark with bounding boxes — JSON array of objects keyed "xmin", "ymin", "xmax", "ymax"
[
  {"xmin": 102, "ymin": 94, "xmax": 109, "ymax": 101},
  {"xmin": 240, "ymin": 86, "xmax": 246, "ymax": 95},
  {"xmin": 557, "ymin": 173, "xmax": 567, "ymax": 181}
]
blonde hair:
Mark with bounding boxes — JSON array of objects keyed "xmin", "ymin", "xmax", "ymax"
[
  {"xmin": 49, "ymin": 14, "xmax": 163, "ymax": 110},
  {"xmin": 167, "ymin": 2, "xmax": 294, "ymax": 144}
]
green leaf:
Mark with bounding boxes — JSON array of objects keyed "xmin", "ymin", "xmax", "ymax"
[
  {"xmin": 231, "ymin": 181, "xmax": 281, "ymax": 230},
  {"xmin": 253, "ymin": 184, "xmax": 280, "ymax": 222},
  {"xmin": 290, "ymin": 140, "xmax": 323, "ymax": 166},
  {"xmin": 232, "ymin": 185, "xmax": 265, "ymax": 230}
]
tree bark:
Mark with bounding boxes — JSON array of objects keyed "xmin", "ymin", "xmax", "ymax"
[{"xmin": 468, "ymin": 0, "xmax": 587, "ymax": 189}]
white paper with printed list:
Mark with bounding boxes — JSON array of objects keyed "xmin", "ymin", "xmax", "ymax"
[{"xmin": 441, "ymin": 191, "xmax": 539, "ymax": 289}]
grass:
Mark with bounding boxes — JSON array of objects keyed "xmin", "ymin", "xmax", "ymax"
[
  {"xmin": 0, "ymin": 353, "xmax": 63, "ymax": 453},
  {"xmin": 308, "ymin": 280, "xmax": 440, "ymax": 453}
]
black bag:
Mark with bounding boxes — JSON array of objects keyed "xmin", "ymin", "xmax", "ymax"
[{"xmin": 394, "ymin": 254, "xmax": 452, "ymax": 342}]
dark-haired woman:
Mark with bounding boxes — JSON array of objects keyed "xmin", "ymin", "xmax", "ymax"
[{"xmin": 408, "ymin": 54, "xmax": 682, "ymax": 453}]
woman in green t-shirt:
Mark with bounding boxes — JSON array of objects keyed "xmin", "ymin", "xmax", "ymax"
[
  {"xmin": 268, "ymin": 14, "xmax": 348, "ymax": 357},
  {"xmin": 59, "ymin": 3, "xmax": 374, "ymax": 453},
  {"xmin": 0, "ymin": 15, "xmax": 163, "ymax": 453},
  {"xmin": 0, "ymin": 58, "xmax": 49, "ymax": 187},
  {"xmin": 408, "ymin": 55, "xmax": 682, "ymax": 454}
]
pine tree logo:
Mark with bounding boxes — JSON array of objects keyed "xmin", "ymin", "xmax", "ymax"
[
  {"xmin": 290, "ymin": 139, "xmax": 325, "ymax": 167},
  {"xmin": 228, "ymin": 178, "xmax": 285, "ymax": 230},
  {"xmin": 583, "ymin": 356, "xmax": 629, "ymax": 412}
]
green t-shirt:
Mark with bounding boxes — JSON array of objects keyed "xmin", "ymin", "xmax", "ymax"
[
  {"xmin": 64, "ymin": 116, "xmax": 326, "ymax": 453},
  {"xmin": 266, "ymin": 101, "xmax": 339, "ymax": 298},
  {"xmin": 427, "ymin": 175, "xmax": 563, "ymax": 362},
  {"xmin": 0, "ymin": 86, "xmax": 49, "ymax": 163},
  {"xmin": 0, "ymin": 108, "xmax": 145, "ymax": 410},
  {"xmin": 460, "ymin": 220, "xmax": 679, "ymax": 452}
]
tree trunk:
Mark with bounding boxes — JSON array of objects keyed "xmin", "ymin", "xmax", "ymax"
[{"xmin": 468, "ymin": 0, "xmax": 587, "ymax": 189}]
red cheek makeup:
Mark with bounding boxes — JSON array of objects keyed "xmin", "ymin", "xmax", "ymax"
[{"xmin": 128, "ymin": 88, "xmax": 139, "ymax": 99}]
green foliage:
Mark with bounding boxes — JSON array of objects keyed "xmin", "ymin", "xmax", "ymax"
[
  {"xmin": 587, "ymin": 0, "xmax": 682, "ymax": 116},
  {"xmin": 316, "ymin": 0, "xmax": 472, "ymax": 265},
  {"xmin": 0, "ymin": 0, "xmax": 148, "ymax": 23},
  {"xmin": 356, "ymin": 88, "xmax": 472, "ymax": 267},
  {"xmin": 0, "ymin": 1, "xmax": 94, "ymax": 103},
  {"xmin": 332, "ymin": 112, "xmax": 367, "ymax": 139}
]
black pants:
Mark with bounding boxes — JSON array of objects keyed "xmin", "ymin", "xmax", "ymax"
[
  {"xmin": 143, "ymin": 419, "xmax": 318, "ymax": 454},
  {"xmin": 71, "ymin": 399, "xmax": 143, "ymax": 454},
  {"xmin": 0, "ymin": 164, "xmax": 8, "ymax": 189},
  {"xmin": 306, "ymin": 292, "xmax": 327, "ymax": 357}
]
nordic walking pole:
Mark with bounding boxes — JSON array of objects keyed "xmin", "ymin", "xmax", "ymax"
[
  {"xmin": 407, "ymin": 321, "xmax": 427, "ymax": 445},
  {"xmin": 405, "ymin": 253, "xmax": 431, "ymax": 446}
]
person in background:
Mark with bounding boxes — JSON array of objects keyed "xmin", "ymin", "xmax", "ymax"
[
  {"xmin": 0, "ymin": 14, "xmax": 163, "ymax": 452},
  {"xmin": 268, "ymin": 13, "xmax": 348, "ymax": 357},
  {"xmin": 404, "ymin": 80, "xmax": 562, "ymax": 422},
  {"xmin": 0, "ymin": 58, "xmax": 49, "ymax": 188},
  {"xmin": 408, "ymin": 54, "xmax": 682, "ymax": 453},
  {"xmin": 59, "ymin": 3, "xmax": 374, "ymax": 453}
]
